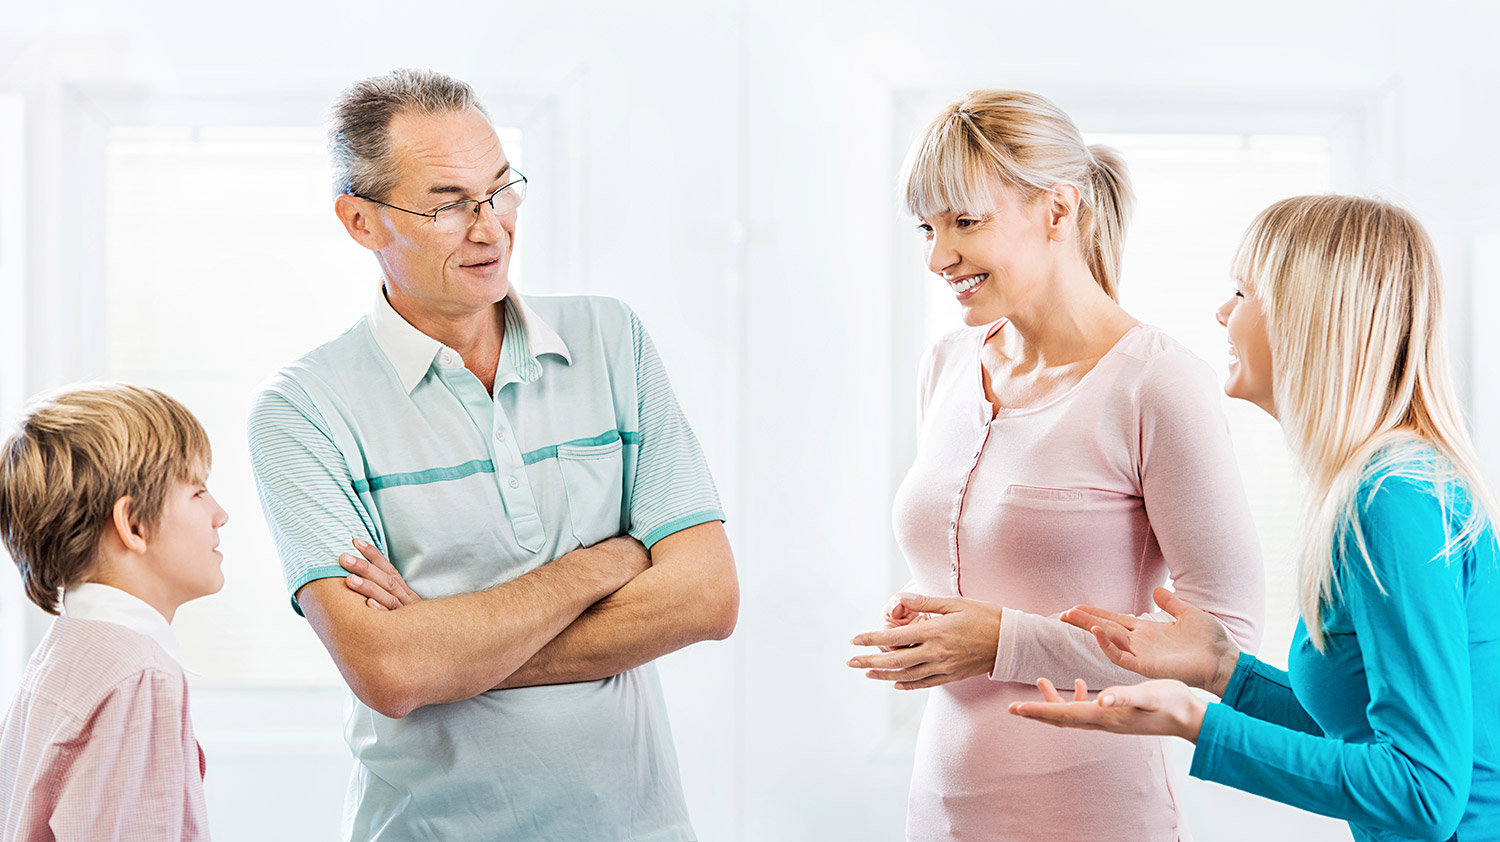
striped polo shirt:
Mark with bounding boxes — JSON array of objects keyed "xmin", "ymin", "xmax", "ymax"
[{"xmin": 247, "ymin": 290, "xmax": 722, "ymax": 841}]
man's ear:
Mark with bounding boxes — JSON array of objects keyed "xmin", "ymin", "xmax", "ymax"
[
  {"xmin": 1045, "ymin": 183, "xmax": 1082, "ymax": 243},
  {"xmin": 334, "ymin": 195, "xmax": 391, "ymax": 251},
  {"xmin": 110, "ymin": 496, "xmax": 149, "ymax": 555}
]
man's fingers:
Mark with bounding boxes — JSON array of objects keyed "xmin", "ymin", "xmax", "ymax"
[
  {"xmin": 1073, "ymin": 678, "xmax": 1088, "ymax": 702},
  {"xmin": 354, "ymin": 538, "xmax": 419, "ymax": 601},
  {"xmin": 344, "ymin": 571, "xmax": 402, "ymax": 611}
]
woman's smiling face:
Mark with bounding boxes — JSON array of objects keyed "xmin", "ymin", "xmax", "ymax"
[
  {"xmin": 918, "ymin": 178, "xmax": 1055, "ymax": 326},
  {"xmin": 1215, "ymin": 285, "xmax": 1276, "ymax": 416}
]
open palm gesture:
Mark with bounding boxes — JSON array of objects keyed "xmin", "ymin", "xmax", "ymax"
[{"xmin": 1061, "ymin": 586, "xmax": 1241, "ymax": 696}]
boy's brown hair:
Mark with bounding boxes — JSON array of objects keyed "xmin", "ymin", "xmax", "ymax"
[{"xmin": 0, "ymin": 384, "xmax": 211, "ymax": 614}]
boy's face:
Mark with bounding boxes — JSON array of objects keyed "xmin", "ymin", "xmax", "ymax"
[{"xmin": 147, "ymin": 474, "xmax": 229, "ymax": 608}]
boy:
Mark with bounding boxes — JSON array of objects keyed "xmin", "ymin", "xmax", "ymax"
[{"xmin": 0, "ymin": 383, "xmax": 226, "ymax": 841}]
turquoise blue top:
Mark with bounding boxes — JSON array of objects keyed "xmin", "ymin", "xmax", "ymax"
[
  {"xmin": 248, "ymin": 291, "xmax": 723, "ymax": 842},
  {"xmin": 1192, "ymin": 455, "xmax": 1500, "ymax": 842}
]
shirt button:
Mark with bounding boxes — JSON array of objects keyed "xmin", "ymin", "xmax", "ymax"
[
  {"xmin": 508, "ymin": 476, "xmax": 520, "ymax": 489},
  {"xmin": 440, "ymin": 352, "xmax": 456, "ymax": 366},
  {"xmin": 495, "ymin": 430, "xmax": 506, "ymax": 441}
]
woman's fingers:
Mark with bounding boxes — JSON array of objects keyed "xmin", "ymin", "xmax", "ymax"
[
  {"xmin": 1063, "ymin": 604, "xmax": 1139, "ymax": 631},
  {"xmin": 1036, "ymin": 677, "xmax": 1064, "ymax": 703}
]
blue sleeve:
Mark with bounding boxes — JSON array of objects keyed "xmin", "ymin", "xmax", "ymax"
[
  {"xmin": 247, "ymin": 378, "xmax": 382, "ymax": 615},
  {"xmin": 1217, "ymin": 651, "xmax": 1322, "ymax": 736},
  {"xmin": 1191, "ymin": 476, "xmax": 1472, "ymax": 839},
  {"xmin": 623, "ymin": 310, "xmax": 725, "ymax": 548}
]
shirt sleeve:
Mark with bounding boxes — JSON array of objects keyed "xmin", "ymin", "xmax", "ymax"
[
  {"xmin": 1190, "ymin": 475, "xmax": 1474, "ymax": 839},
  {"xmin": 624, "ymin": 310, "xmax": 725, "ymax": 548},
  {"xmin": 47, "ymin": 668, "xmax": 208, "ymax": 841},
  {"xmin": 993, "ymin": 349, "xmax": 1266, "ymax": 687},
  {"xmin": 1218, "ymin": 651, "xmax": 1322, "ymax": 736},
  {"xmin": 248, "ymin": 375, "xmax": 383, "ymax": 615}
]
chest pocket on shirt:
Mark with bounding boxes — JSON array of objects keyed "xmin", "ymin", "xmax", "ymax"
[{"xmin": 557, "ymin": 438, "xmax": 627, "ymax": 547}]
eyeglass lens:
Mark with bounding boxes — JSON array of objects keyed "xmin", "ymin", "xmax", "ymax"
[{"xmin": 433, "ymin": 178, "xmax": 527, "ymax": 233}]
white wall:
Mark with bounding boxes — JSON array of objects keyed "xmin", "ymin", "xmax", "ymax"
[{"xmin": 3, "ymin": 2, "xmax": 1499, "ymax": 840}]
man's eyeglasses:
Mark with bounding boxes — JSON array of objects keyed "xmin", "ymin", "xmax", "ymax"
[{"xmin": 356, "ymin": 170, "xmax": 528, "ymax": 234}]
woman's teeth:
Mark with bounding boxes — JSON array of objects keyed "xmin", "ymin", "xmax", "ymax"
[{"xmin": 949, "ymin": 273, "xmax": 988, "ymax": 293}]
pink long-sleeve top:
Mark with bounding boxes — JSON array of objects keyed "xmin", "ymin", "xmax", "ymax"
[
  {"xmin": 893, "ymin": 321, "xmax": 1265, "ymax": 842},
  {"xmin": 0, "ymin": 585, "xmax": 209, "ymax": 841}
]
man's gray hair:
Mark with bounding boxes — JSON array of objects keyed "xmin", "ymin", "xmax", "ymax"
[{"xmin": 327, "ymin": 68, "xmax": 490, "ymax": 200}]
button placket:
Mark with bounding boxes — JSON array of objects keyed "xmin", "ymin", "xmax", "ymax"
[
  {"xmin": 948, "ymin": 418, "xmax": 992, "ymax": 596},
  {"xmin": 488, "ymin": 404, "xmax": 543, "ymax": 551}
]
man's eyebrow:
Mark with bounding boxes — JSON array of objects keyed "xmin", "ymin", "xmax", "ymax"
[{"xmin": 425, "ymin": 163, "xmax": 513, "ymax": 197}]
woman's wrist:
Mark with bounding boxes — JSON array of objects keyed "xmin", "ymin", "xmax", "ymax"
[
  {"xmin": 1206, "ymin": 647, "xmax": 1240, "ymax": 697},
  {"xmin": 1179, "ymin": 693, "xmax": 1208, "ymax": 743}
]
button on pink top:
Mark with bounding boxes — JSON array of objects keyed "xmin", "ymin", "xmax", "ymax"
[{"xmin": 893, "ymin": 321, "xmax": 1264, "ymax": 842}]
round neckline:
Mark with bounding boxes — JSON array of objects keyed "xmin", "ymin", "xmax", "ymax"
[{"xmin": 975, "ymin": 318, "xmax": 1146, "ymax": 418}]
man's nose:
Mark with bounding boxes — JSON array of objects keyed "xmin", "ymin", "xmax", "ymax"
[{"xmin": 468, "ymin": 200, "xmax": 511, "ymax": 243}]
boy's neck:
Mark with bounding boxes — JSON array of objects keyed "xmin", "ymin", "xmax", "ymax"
[{"xmin": 87, "ymin": 554, "xmax": 179, "ymax": 624}]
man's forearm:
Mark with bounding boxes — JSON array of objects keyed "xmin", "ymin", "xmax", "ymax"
[
  {"xmin": 495, "ymin": 521, "xmax": 738, "ymax": 689},
  {"xmin": 302, "ymin": 539, "xmax": 646, "ymax": 717}
]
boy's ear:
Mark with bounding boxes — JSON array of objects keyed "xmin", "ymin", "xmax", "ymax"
[{"xmin": 110, "ymin": 496, "xmax": 149, "ymax": 554}]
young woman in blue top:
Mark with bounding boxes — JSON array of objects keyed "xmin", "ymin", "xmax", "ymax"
[{"xmin": 1009, "ymin": 193, "xmax": 1500, "ymax": 842}]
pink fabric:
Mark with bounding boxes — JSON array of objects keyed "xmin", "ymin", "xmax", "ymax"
[
  {"xmin": 893, "ymin": 321, "xmax": 1264, "ymax": 842},
  {"xmin": 0, "ymin": 617, "xmax": 209, "ymax": 841}
]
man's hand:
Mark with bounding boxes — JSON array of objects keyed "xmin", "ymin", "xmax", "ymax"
[
  {"xmin": 1060, "ymin": 586, "xmax": 1242, "ymax": 696},
  {"xmin": 341, "ymin": 535, "xmax": 651, "ymax": 611},
  {"xmin": 848, "ymin": 593, "xmax": 1003, "ymax": 690},
  {"xmin": 340, "ymin": 539, "xmax": 423, "ymax": 609}
]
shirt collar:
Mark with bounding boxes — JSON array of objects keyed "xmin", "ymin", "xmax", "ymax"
[
  {"xmin": 61, "ymin": 583, "xmax": 190, "ymax": 671},
  {"xmin": 369, "ymin": 288, "xmax": 571, "ymax": 394}
]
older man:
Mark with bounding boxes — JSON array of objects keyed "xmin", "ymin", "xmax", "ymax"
[{"xmin": 248, "ymin": 68, "xmax": 737, "ymax": 841}]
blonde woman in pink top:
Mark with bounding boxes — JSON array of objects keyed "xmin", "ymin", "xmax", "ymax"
[{"xmin": 847, "ymin": 90, "xmax": 1266, "ymax": 841}]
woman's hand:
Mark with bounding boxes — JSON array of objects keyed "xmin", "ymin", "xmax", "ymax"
[
  {"xmin": 1008, "ymin": 677, "xmax": 1207, "ymax": 742},
  {"xmin": 1061, "ymin": 586, "xmax": 1240, "ymax": 696},
  {"xmin": 340, "ymin": 538, "xmax": 423, "ymax": 610},
  {"xmin": 875, "ymin": 592, "xmax": 926, "ymax": 652},
  {"xmin": 848, "ymin": 593, "xmax": 1002, "ymax": 689}
]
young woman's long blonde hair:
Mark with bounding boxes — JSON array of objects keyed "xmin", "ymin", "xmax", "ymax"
[{"xmin": 1234, "ymin": 194, "xmax": 1499, "ymax": 649}]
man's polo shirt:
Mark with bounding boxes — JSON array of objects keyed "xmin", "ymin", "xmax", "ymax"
[{"xmin": 247, "ymin": 290, "xmax": 723, "ymax": 842}]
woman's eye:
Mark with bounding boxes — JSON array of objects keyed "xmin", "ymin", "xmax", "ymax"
[
  {"xmin": 1233, "ymin": 289, "xmax": 1245, "ymax": 298},
  {"xmin": 955, "ymin": 217, "xmax": 980, "ymax": 229},
  {"xmin": 916, "ymin": 222, "xmax": 933, "ymax": 235}
]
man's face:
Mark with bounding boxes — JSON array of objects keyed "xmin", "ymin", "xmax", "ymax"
[{"xmin": 373, "ymin": 108, "xmax": 517, "ymax": 320}]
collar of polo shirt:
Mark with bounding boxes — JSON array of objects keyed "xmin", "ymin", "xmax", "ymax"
[{"xmin": 370, "ymin": 289, "xmax": 572, "ymax": 394}]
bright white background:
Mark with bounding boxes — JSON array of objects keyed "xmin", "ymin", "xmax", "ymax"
[{"xmin": 3, "ymin": 2, "xmax": 1499, "ymax": 840}]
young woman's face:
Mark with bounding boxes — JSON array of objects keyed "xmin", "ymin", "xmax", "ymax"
[
  {"xmin": 917, "ymin": 179, "xmax": 1054, "ymax": 326},
  {"xmin": 1215, "ymin": 286, "xmax": 1276, "ymax": 416}
]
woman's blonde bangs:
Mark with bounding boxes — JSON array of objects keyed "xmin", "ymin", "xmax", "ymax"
[{"xmin": 901, "ymin": 112, "xmax": 999, "ymax": 220}]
